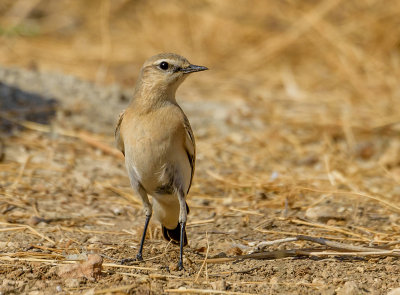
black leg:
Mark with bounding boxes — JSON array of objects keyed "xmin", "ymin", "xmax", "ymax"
[
  {"xmin": 177, "ymin": 221, "xmax": 186, "ymax": 270},
  {"xmin": 137, "ymin": 214, "xmax": 151, "ymax": 261},
  {"xmin": 120, "ymin": 214, "xmax": 151, "ymax": 265}
]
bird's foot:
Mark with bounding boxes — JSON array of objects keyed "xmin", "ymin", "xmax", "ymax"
[
  {"xmin": 136, "ymin": 253, "xmax": 143, "ymax": 261},
  {"xmin": 177, "ymin": 260, "xmax": 184, "ymax": 271},
  {"xmin": 120, "ymin": 253, "xmax": 144, "ymax": 265}
]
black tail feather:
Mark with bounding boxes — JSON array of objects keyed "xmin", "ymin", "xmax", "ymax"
[
  {"xmin": 161, "ymin": 201, "xmax": 189, "ymax": 246},
  {"xmin": 162, "ymin": 224, "xmax": 187, "ymax": 246},
  {"xmin": 186, "ymin": 201, "xmax": 190, "ymax": 214}
]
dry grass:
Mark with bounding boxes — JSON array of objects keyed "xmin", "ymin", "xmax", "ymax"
[{"xmin": 1, "ymin": 0, "xmax": 400, "ymax": 294}]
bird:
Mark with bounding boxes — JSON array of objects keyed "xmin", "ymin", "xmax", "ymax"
[{"xmin": 115, "ymin": 53, "xmax": 208, "ymax": 270}]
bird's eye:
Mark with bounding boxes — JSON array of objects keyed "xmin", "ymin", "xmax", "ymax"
[{"xmin": 159, "ymin": 62, "xmax": 169, "ymax": 70}]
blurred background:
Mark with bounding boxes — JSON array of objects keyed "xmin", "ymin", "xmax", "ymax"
[
  {"xmin": 0, "ymin": 0, "xmax": 399, "ymax": 101},
  {"xmin": 1, "ymin": 0, "xmax": 399, "ymax": 135},
  {"xmin": 1, "ymin": 0, "xmax": 400, "ymax": 134},
  {"xmin": 1, "ymin": 0, "xmax": 400, "ymax": 293}
]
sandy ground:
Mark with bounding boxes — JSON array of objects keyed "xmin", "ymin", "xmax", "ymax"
[
  {"xmin": 1, "ymin": 1, "xmax": 400, "ymax": 294},
  {"xmin": 1, "ymin": 66, "xmax": 400, "ymax": 295}
]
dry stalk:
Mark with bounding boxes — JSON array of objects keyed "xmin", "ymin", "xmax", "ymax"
[
  {"xmin": 297, "ymin": 187, "xmax": 400, "ymax": 213},
  {"xmin": 253, "ymin": 235, "xmax": 389, "ymax": 253},
  {"xmin": 194, "ymin": 232, "xmax": 210, "ymax": 283},
  {"xmin": 289, "ymin": 218, "xmax": 369, "ymax": 240},
  {"xmin": 0, "ymin": 116, "xmax": 122, "ymax": 159},
  {"xmin": 9, "ymin": 155, "xmax": 31, "ymax": 189},
  {"xmin": 0, "ymin": 223, "xmax": 55, "ymax": 244},
  {"xmin": 93, "ymin": 284, "xmax": 136, "ymax": 294},
  {"xmin": 254, "ymin": 228, "xmax": 391, "ymax": 243},
  {"xmin": 164, "ymin": 289, "xmax": 256, "ymax": 295},
  {"xmin": 202, "ymin": 234, "xmax": 400, "ymax": 264}
]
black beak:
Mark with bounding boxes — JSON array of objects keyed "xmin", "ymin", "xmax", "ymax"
[{"xmin": 181, "ymin": 64, "xmax": 208, "ymax": 74}]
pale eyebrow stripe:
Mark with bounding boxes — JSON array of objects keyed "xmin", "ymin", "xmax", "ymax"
[{"xmin": 153, "ymin": 59, "xmax": 175, "ymax": 65}]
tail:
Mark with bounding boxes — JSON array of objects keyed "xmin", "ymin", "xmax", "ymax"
[
  {"xmin": 162, "ymin": 224, "xmax": 187, "ymax": 246},
  {"xmin": 161, "ymin": 202, "xmax": 189, "ymax": 246}
]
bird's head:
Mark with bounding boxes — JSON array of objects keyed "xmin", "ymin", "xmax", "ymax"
[{"xmin": 137, "ymin": 53, "xmax": 208, "ymax": 97}]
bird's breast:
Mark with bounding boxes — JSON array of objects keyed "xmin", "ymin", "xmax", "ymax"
[{"xmin": 123, "ymin": 117, "xmax": 189, "ymax": 194}]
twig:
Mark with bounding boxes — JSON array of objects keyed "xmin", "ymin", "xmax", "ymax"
[
  {"xmin": 60, "ymin": 226, "xmax": 133, "ymax": 235},
  {"xmin": 252, "ymin": 237, "xmax": 298, "ymax": 252},
  {"xmin": 140, "ymin": 240, "xmax": 172, "ymax": 262},
  {"xmin": 164, "ymin": 289, "xmax": 256, "ymax": 295},
  {"xmin": 289, "ymin": 218, "xmax": 368, "ymax": 240},
  {"xmin": 188, "ymin": 218, "xmax": 215, "ymax": 227},
  {"xmin": 194, "ymin": 232, "xmax": 209, "ymax": 283},
  {"xmin": 0, "ymin": 223, "xmax": 55, "ymax": 245},
  {"xmin": 102, "ymin": 263, "xmax": 157, "ymax": 271},
  {"xmin": 254, "ymin": 228, "xmax": 390, "ymax": 243},
  {"xmin": 303, "ymin": 250, "xmax": 400, "ymax": 257},
  {"xmin": 0, "ymin": 117, "xmax": 123, "ymax": 159},
  {"xmin": 24, "ymin": 225, "xmax": 56, "ymax": 245},
  {"xmin": 254, "ymin": 235, "xmax": 388, "ymax": 253},
  {"xmin": 201, "ymin": 250, "xmax": 300, "ymax": 264},
  {"xmin": 202, "ymin": 234, "xmax": 400, "ymax": 264},
  {"xmin": 229, "ymin": 208, "xmax": 264, "ymax": 216},
  {"xmin": 102, "ymin": 184, "xmax": 141, "ymax": 206},
  {"xmin": 0, "ymin": 227, "xmax": 26, "ymax": 232},
  {"xmin": 10, "ymin": 155, "xmax": 31, "ymax": 189},
  {"xmin": 0, "ymin": 255, "xmax": 158, "ymax": 270}
]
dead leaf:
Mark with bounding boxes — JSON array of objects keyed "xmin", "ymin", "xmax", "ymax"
[
  {"xmin": 58, "ymin": 254, "xmax": 103, "ymax": 282},
  {"xmin": 194, "ymin": 246, "xmax": 207, "ymax": 253},
  {"xmin": 226, "ymin": 247, "xmax": 243, "ymax": 256}
]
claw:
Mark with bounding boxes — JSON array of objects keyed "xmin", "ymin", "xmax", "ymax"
[
  {"xmin": 177, "ymin": 260, "xmax": 184, "ymax": 271},
  {"xmin": 136, "ymin": 253, "xmax": 143, "ymax": 261},
  {"xmin": 120, "ymin": 253, "xmax": 144, "ymax": 265}
]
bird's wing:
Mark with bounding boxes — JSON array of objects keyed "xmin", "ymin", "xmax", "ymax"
[
  {"xmin": 183, "ymin": 114, "xmax": 195, "ymax": 194},
  {"xmin": 115, "ymin": 110, "xmax": 125, "ymax": 156}
]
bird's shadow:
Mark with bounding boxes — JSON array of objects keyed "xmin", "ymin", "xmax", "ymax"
[{"xmin": 0, "ymin": 81, "xmax": 58, "ymax": 134}]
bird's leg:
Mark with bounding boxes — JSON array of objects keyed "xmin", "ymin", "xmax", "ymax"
[
  {"xmin": 136, "ymin": 185, "xmax": 152, "ymax": 261},
  {"xmin": 178, "ymin": 220, "xmax": 186, "ymax": 270},
  {"xmin": 177, "ymin": 189, "xmax": 187, "ymax": 270},
  {"xmin": 121, "ymin": 184, "xmax": 152, "ymax": 264},
  {"xmin": 137, "ymin": 210, "xmax": 151, "ymax": 261}
]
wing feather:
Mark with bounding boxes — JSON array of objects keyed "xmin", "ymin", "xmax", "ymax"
[
  {"xmin": 115, "ymin": 110, "xmax": 125, "ymax": 156},
  {"xmin": 183, "ymin": 115, "xmax": 195, "ymax": 194}
]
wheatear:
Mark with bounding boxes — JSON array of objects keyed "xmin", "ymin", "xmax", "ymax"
[{"xmin": 115, "ymin": 53, "xmax": 207, "ymax": 269}]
